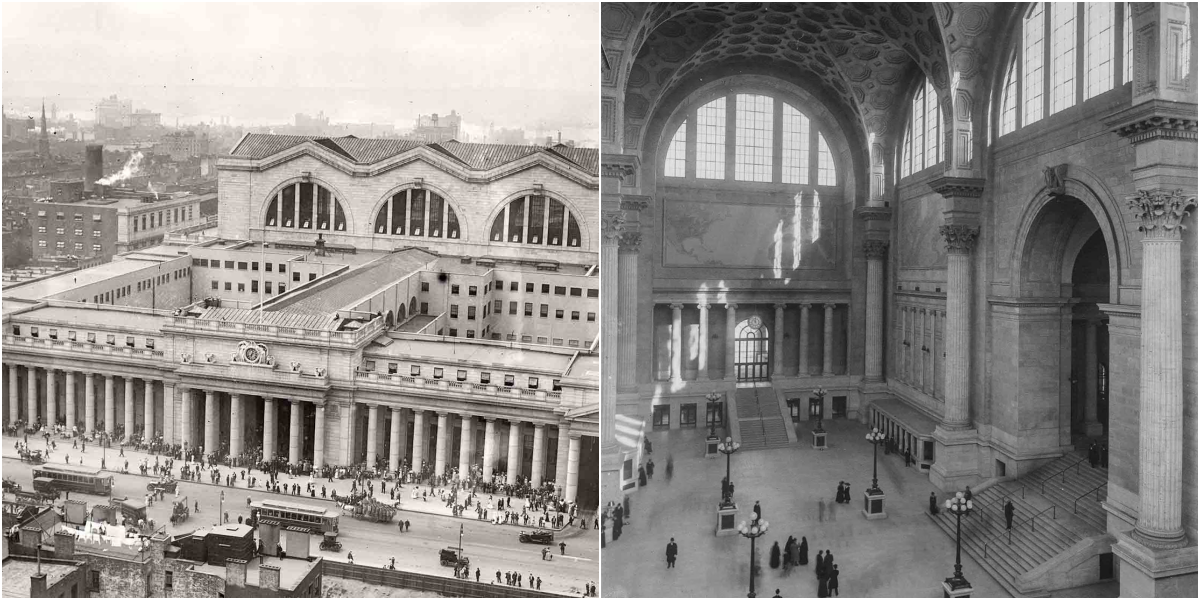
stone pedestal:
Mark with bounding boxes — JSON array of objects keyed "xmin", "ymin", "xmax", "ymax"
[
  {"xmin": 811, "ymin": 430, "xmax": 827, "ymax": 450},
  {"xmin": 930, "ymin": 426, "xmax": 980, "ymax": 492},
  {"xmin": 1112, "ymin": 530, "xmax": 1198, "ymax": 598},
  {"xmin": 716, "ymin": 503, "xmax": 739, "ymax": 536},
  {"xmin": 862, "ymin": 490, "xmax": 887, "ymax": 520},
  {"xmin": 705, "ymin": 435, "xmax": 720, "ymax": 458},
  {"xmin": 941, "ymin": 580, "xmax": 974, "ymax": 598}
]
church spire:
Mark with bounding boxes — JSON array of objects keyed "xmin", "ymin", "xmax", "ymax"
[{"xmin": 38, "ymin": 99, "xmax": 50, "ymax": 161}]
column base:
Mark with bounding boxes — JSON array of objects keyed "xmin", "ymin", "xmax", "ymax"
[
  {"xmin": 930, "ymin": 426, "xmax": 980, "ymax": 492},
  {"xmin": 1112, "ymin": 529, "xmax": 1197, "ymax": 598},
  {"xmin": 716, "ymin": 502, "xmax": 739, "ymax": 536}
]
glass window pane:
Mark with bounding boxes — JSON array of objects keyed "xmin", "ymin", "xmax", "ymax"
[
  {"xmin": 734, "ymin": 94, "xmax": 773, "ymax": 182},
  {"xmin": 782, "ymin": 104, "xmax": 810, "ymax": 185},
  {"xmin": 696, "ymin": 97, "xmax": 726, "ymax": 179},
  {"xmin": 1049, "ymin": 1, "xmax": 1077, "ymax": 114},
  {"xmin": 1024, "ymin": 2, "xmax": 1046, "ymax": 124},
  {"xmin": 923, "ymin": 80, "xmax": 939, "ymax": 166},
  {"xmin": 817, "ymin": 133, "xmax": 836, "ymax": 186},
  {"xmin": 1000, "ymin": 59, "xmax": 1018, "ymax": 135},
  {"xmin": 664, "ymin": 121, "xmax": 686, "ymax": 177},
  {"xmin": 1085, "ymin": 3, "xmax": 1114, "ymax": 99},
  {"xmin": 912, "ymin": 85, "xmax": 925, "ymax": 170}
]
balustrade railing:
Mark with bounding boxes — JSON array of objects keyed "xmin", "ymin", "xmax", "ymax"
[{"xmin": 983, "ymin": 505, "xmax": 1057, "ymax": 558}]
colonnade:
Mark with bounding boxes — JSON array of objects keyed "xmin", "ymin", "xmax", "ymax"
[
  {"xmin": 655, "ymin": 301, "xmax": 850, "ymax": 381},
  {"xmin": 4, "ymin": 365, "xmax": 173, "ymax": 445}
]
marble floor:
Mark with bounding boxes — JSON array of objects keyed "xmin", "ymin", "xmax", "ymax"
[{"xmin": 601, "ymin": 418, "xmax": 1010, "ymax": 598}]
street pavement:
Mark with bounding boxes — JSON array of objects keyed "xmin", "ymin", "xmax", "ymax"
[{"xmin": 1, "ymin": 433, "xmax": 599, "ymax": 597}]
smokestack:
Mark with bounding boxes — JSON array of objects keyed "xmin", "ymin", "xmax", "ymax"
[{"xmin": 84, "ymin": 144, "xmax": 104, "ymax": 193}]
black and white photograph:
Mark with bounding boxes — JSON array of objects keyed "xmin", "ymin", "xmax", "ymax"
[
  {"xmin": 599, "ymin": 2, "xmax": 1197, "ymax": 598},
  {"xmin": 1, "ymin": 2, "xmax": 600, "ymax": 598}
]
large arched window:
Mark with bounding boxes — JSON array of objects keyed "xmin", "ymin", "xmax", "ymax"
[
  {"xmin": 373, "ymin": 188, "xmax": 461, "ymax": 239},
  {"xmin": 488, "ymin": 194, "xmax": 582, "ymax": 247},
  {"xmin": 662, "ymin": 93, "xmax": 838, "ymax": 186},
  {"xmin": 899, "ymin": 78, "xmax": 941, "ymax": 178},
  {"xmin": 998, "ymin": 3, "xmax": 1152, "ymax": 137},
  {"xmin": 263, "ymin": 181, "xmax": 347, "ymax": 231}
]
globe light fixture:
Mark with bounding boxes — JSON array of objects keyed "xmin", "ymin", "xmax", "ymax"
[
  {"xmin": 737, "ymin": 513, "xmax": 769, "ymax": 598},
  {"xmin": 944, "ymin": 491, "xmax": 974, "ymax": 592}
]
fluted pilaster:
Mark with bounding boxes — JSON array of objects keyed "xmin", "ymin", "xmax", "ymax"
[
  {"xmin": 863, "ymin": 240, "xmax": 888, "ymax": 381},
  {"xmin": 939, "ymin": 224, "xmax": 978, "ymax": 428}
]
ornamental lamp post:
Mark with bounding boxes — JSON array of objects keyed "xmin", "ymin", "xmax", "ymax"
[
  {"xmin": 943, "ymin": 491, "xmax": 974, "ymax": 596},
  {"xmin": 717, "ymin": 436, "xmax": 740, "ymax": 506},
  {"xmin": 705, "ymin": 392, "xmax": 722, "ymax": 457},
  {"xmin": 865, "ymin": 427, "xmax": 885, "ymax": 494},
  {"xmin": 738, "ymin": 514, "xmax": 769, "ymax": 598}
]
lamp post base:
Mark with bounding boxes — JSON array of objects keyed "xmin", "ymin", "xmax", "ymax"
[
  {"xmin": 716, "ymin": 502, "xmax": 739, "ymax": 536},
  {"xmin": 706, "ymin": 435, "xmax": 720, "ymax": 458},
  {"xmin": 811, "ymin": 430, "xmax": 827, "ymax": 450},
  {"xmin": 862, "ymin": 489, "xmax": 888, "ymax": 520},
  {"xmin": 942, "ymin": 577, "xmax": 973, "ymax": 597}
]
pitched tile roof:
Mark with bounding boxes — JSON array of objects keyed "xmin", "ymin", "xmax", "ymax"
[{"xmin": 229, "ymin": 133, "xmax": 597, "ymax": 175}]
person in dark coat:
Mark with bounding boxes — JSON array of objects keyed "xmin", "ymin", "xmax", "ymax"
[
  {"xmin": 829, "ymin": 564, "xmax": 840, "ymax": 596},
  {"xmin": 753, "ymin": 500, "xmax": 762, "ymax": 521},
  {"xmin": 638, "ymin": 465, "xmax": 647, "ymax": 487},
  {"xmin": 930, "ymin": 492, "xmax": 940, "ymax": 515},
  {"xmin": 1088, "ymin": 442, "xmax": 1099, "ymax": 468},
  {"xmin": 963, "ymin": 486, "xmax": 973, "ymax": 502},
  {"xmin": 1004, "ymin": 500, "xmax": 1015, "ymax": 530},
  {"xmin": 842, "ymin": 483, "xmax": 850, "ymax": 504},
  {"xmin": 783, "ymin": 537, "xmax": 794, "ymax": 569},
  {"xmin": 798, "ymin": 536, "xmax": 809, "ymax": 565},
  {"xmin": 815, "ymin": 550, "xmax": 825, "ymax": 578},
  {"xmin": 817, "ymin": 575, "xmax": 829, "ymax": 598},
  {"xmin": 823, "ymin": 550, "xmax": 834, "ymax": 575},
  {"xmin": 770, "ymin": 540, "xmax": 781, "ymax": 568},
  {"xmin": 835, "ymin": 482, "xmax": 844, "ymax": 503},
  {"xmin": 1100, "ymin": 444, "xmax": 1108, "ymax": 468},
  {"xmin": 665, "ymin": 537, "xmax": 678, "ymax": 568}
]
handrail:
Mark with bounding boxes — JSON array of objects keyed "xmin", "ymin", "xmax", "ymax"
[
  {"xmin": 1072, "ymin": 481, "xmax": 1106, "ymax": 514},
  {"xmin": 1040, "ymin": 455, "xmax": 1088, "ymax": 494},
  {"xmin": 983, "ymin": 505, "xmax": 1057, "ymax": 558}
]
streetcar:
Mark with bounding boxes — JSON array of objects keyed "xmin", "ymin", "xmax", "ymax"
[
  {"xmin": 249, "ymin": 499, "xmax": 339, "ymax": 534},
  {"xmin": 31, "ymin": 465, "xmax": 113, "ymax": 496}
]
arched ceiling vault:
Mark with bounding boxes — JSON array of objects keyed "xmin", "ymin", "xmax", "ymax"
[{"xmin": 605, "ymin": 3, "xmax": 1008, "ymax": 178}]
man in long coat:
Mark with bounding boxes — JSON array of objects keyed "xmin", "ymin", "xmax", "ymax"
[{"xmin": 666, "ymin": 538, "xmax": 678, "ymax": 568}]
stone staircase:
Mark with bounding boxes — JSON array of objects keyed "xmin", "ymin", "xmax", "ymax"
[
  {"xmin": 1026, "ymin": 452, "xmax": 1109, "ymax": 533},
  {"xmin": 735, "ymin": 387, "xmax": 791, "ymax": 451},
  {"xmin": 927, "ymin": 451, "xmax": 1110, "ymax": 596}
]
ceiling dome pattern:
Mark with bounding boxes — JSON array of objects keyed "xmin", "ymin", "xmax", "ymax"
[{"xmin": 617, "ymin": 3, "xmax": 950, "ymax": 152}]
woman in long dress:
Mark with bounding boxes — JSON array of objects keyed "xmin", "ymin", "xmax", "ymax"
[
  {"xmin": 769, "ymin": 540, "xmax": 781, "ymax": 568},
  {"xmin": 799, "ymin": 536, "xmax": 809, "ymax": 565}
]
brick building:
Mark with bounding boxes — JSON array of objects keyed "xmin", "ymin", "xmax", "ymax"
[
  {"xmin": 601, "ymin": 2, "xmax": 1196, "ymax": 597},
  {"xmin": 28, "ymin": 192, "xmax": 213, "ymax": 262}
]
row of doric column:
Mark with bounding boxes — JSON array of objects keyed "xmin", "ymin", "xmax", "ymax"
[
  {"xmin": 4, "ymin": 364, "xmax": 173, "ymax": 444},
  {"xmin": 357, "ymin": 406, "xmax": 584, "ymax": 502},
  {"xmin": 655, "ymin": 301, "xmax": 849, "ymax": 381},
  {"xmin": 894, "ymin": 305, "xmax": 944, "ymax": 398}
]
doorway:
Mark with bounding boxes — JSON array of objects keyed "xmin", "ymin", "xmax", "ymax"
[{"xmin": 734, "ymin": 318, "xmax": 770, "ymax": 381}]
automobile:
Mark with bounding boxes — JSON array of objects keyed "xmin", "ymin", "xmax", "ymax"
[
  {"xmin": 147, "ymin": 477, "xmax": 178, "ymax": 494},
  {"xmin": 319, "ymin": 532, "xmax": 342, "ymax": 552},
  {"xmin": 439, "ymin": 546, "xmax": 468, "ymax": 569},
  {"xmin": 518, "ymin": 529, "xmax": 554, "ymax": 544}
]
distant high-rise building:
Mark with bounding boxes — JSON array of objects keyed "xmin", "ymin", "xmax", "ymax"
[
  {"xmin": 412, "ymin": 110, "xmax": 462, "ymax": 143},
  {"xmin": 95, "ymin": 95, "xmax": 133, "ymax": 128}
]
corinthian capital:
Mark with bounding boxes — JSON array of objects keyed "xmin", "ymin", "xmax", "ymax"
[
  {"xmin": 862, "ymin": 239, "xmax": 889, "ymax": 260},
  {"xmin": 618, "ymin": 230, "xmax": 642, "ymax": 250},
  {"xmin": 1128, "ymin": 189, "xmax": 1196, "ymax": 240},
  {"xmin": 938, "ymin": 224, "xmax": 979, "ymax": 253},
  {"xmin": 601, "ymin": 210, "xmax": 626, "ymax": 241}
]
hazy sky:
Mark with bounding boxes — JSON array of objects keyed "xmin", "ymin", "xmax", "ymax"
[{"xmin": 3, "ymin": 2, "xmax": 598, "ymax": 139}]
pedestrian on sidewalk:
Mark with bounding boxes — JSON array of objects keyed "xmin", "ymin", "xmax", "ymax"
[
  {"xmin": 666, "ymin": 537, "xmax": 678, "ymax": 568},
  {"xmin": 829, "ymin": 564, "xmax": 840, "ymax": 596},
  {"xmin": 559, "ymin": 541, "xmax": 566, "ymax": 555},
  {"xmin": 1005, "ymin": 500, "xmax": 1015, "ymax": 530}
]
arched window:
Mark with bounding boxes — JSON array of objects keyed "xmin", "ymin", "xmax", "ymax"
[
  {"xmin": 263, "ymin": 181, "xmax": 347, "ymax": 231},
  {"xmin": 489, "ymin": 194, "xmax": 581, "ymax": 247},
  {"xmin": 663, "ymin": 93, "xmax": 838, "ymax": 186},
  {"xmin": 899, "ymin": 78, "xmax": 941, "ymax": 178},
  {"xmin": 999, "ymin": 3, "xmax": 1141, "ymax": 137},
  {"xmin": 372, "ymin": 188, "xmax": 461, "ymax": 239}
]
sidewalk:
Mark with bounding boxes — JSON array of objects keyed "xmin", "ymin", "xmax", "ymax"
[{"xmin": 2, "ymin": 434, "xmax": 587, "ymax": 531}]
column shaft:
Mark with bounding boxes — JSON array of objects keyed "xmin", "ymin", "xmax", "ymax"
[
  {"xmin": 144, "ymin": 380, "xmax": 155, "ymax": 439},
  {"xmin": 481, "ymin": 418, "xmax": 495, "ymax": 479},
  {"xmin": 531, "ymin": 424, "xmax": 546, "ymax": 487},
  {"xmin": 799, "ymin": 304, "xmax": 810, "ymax": 375},
  {"xmin": 918, "ymin": 309, "xmax": 928, "ymax": 392},
  {"xmin": 507, "ymin": 421, "xmax": 522, "ymax": 484},
  {"xmin": 943, "ymin": 249, "xmax": 973, "ymax": 427},
  {"xmin": 181, "ymin": 388, "xmax": 193, "ymax": 450},
  {"xmin": 26, "ymin": 368, "xmax": 37, "ymax": 426},
  {"xmin": 554, "ymin": 429, "xmax": 570, "ymax": 493},
  {"xmin": 565, "ymin": 435, "xmax": 581, "ymax": 503},
  {"xmin": 670, "ymin": 304, "xmax": 684, "ymax": 382},
  {"xmin": 262, "ymin": 398, "xmax": 275, "ymax": 460},
  {"xmin": 434, "ymin": 412, "xmax": 450, "ymax": 475},
  {"xmin": 230, "ymin": 393, "xmax": 244, "ymax": 458},
  {"xmin": 204, "ymin": 390, "xmax": 217, "ymax": 455},
  {"xmin": 289, "ymin": 401, "xmax": 302, "ymax": 464},
  {"xmin": 457, "ymin": 415, "xmax": 472, "ymax": 479},
  {"xmin": 698, "ymin": 304, "xmax": 710, "ymax": 379},
  {"xmin": 313, "ymin": 404, "xmax": 326, "ymax": 469},
  {"xmin": 65, "ymin": 371, "xmax": 76, "ymax": 432},
  {"xmin": 162, "ymin": 384, "xmax": 175, "ymax": 445},
  {"xmin": 366, "ymin": 404, "xmax": 380, "ymax": 468},
  {"xmin": 390, "ymin": 408, "xmax": 404, "ymax": 473},
  {"xmin": 773, "ymin": 304, "xmax": 785, "ymax": 376},
  {"xmin": 616, "ymin": 240, "xmax": 639, "ymax": 390},
  {"xmin": 1083, "ymin": 320, "xmax": 1102, "ymax": 434},
  {"xmin": 412, "ymin": 410, "xmax": 426, "ymax": 471},
  {"xmin": 46, "ymin": 369, "xmax": 57, "ymax": 427},
  {"xmin": 8, "ymin": 365, "xmax": 19, "ymax": 425},
  {"xmin": 103, "ymin": 375, "xmax": 114, "ymax": 436},
  {"xmin": 864, "ymin": 253, "xmax": 885, "ymax": 381},
  {"xmin": 725, "ymin": 304, "xmax": 738, "ymax": 380},
  {"xmin": 123, "ymin": 378, "xmax": 135, "ymax": 442},
  {"xmin": 822, "ymin": 304, "xmax": 835, "ymax": 376},
  {"xmin": 84, "ymin": 374, "xmax": 95, "ymax": 435}
]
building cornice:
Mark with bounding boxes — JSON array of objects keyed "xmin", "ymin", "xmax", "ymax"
[{"xmin": 1104, "ymin": 99, "xmax": 1198, "ymax": 144}]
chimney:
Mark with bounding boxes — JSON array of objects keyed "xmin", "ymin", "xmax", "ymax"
[
  {"xmin": 20, "ymin": 526, "xmax": 41, "ymax": 548},
  {"xmin": 53, "ymin": 531, "xmax": 75, "ymax": 560},
  {"xmin": 259, "ymin": 564, "xmax": 281, "ymax": 591},
  {"xmin": 314, "ymin": 233, "xmax": 327, "ymax": 257},
  {"xmin": 30, "ymin": 573, "xmax": 47, "ymax": 598},
  {"xmin": 225, "ymin": 558, "xmax": 248, "ymax": 589}
]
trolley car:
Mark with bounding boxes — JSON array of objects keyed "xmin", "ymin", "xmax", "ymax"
[
  {"xmin": 31, "ymin": 465, "xmax": 113, "ymax": 496},
  {"xmin": 249, "ymin": 499, "xmax": 339, "ymax": 534}
]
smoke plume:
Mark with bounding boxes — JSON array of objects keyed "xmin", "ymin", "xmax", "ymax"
[{"xmin": 96, "ymin": 151, "xmax": 143, "ymax": 186}]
